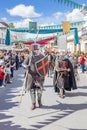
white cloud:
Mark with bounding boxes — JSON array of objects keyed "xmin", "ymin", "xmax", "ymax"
[
  {"xmin": 1, "ymin": 17, "xmax": 7, "ymax": 21},
  {"xmin": 66, "ymin": 9, "xmax": 84, "ymax": 22},
  {"xmin": 10, "ymin": 8, "xmax": 87, "ymax": 28},
  {"xmin": 53, "ymin": 12, "xmax": 63, "ymax": 20},
  {"xmin": 35, "ymin": 12, "xmax": 65, "ymax": 26},
  {"xmin": 13, "ymin": 16, "xmax": 58, "ymax": 28},
  {"xmin": 7, "ymin": 4, "xmax": 41, "ymax": 18},
  {"xmin": 13, "ymin": 18, "xmax": 33, "ymax": 28}
]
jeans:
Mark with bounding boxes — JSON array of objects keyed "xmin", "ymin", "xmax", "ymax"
[
  {"xmin": 0, "ymin": 79, "xmax": 3, "ymax": 86},
  {"xmin": 80, "ymin": 64, "xmax": 85, "ymax": 73},
  {"xmin": 11, "ymin": 67, "xmax": 14, "ymax": 78}
]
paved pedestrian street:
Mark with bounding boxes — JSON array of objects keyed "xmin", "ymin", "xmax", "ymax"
[{"xmin": 0, "ymin": 68, "xmax": 87, "ymax": 130}]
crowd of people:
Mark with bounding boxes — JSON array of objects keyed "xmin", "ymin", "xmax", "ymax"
[
  {"xmin": 0, "ymin": 47, "xmax": 87, "ymax": 110},
  {"xmin": 0, "ymin": 50, "xmax": 25, "ymax": 87}
]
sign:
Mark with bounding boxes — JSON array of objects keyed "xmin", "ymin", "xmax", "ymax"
[{"xmin": 62, "ymin": 21, "xmax": 70, "ymax": 33}]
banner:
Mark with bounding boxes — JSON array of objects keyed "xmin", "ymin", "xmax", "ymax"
[
  {"xmin": 58, "ymin": 35, "xmax": 67, "ymax": 51},
  {"xmin": 62, "ymin": 21, "xmax": 70, "ymax": 33},
  {"xmin": 23, "ymin": 36, "xmax": 55, "ymax": 45},
  {"xmin": 5, "ymin": 29, "xmax": 10, "ymax": 45},
  {"xmin": 29, "ymin": 22, "xmax": 37, "ymax": 31}
]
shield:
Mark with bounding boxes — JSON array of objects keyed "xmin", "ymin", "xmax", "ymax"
[{"xmin": 35, "ymin": 55, "xmax": 49, "ymax": 77}]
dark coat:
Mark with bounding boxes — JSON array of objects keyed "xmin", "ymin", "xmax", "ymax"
[
  {"xmin": 62, "ymin": 58, "xmax": 77, "ymax": 91},
  {"xmin": 53, "ymin": 58, "xmax": 77, "ymax": 92}
]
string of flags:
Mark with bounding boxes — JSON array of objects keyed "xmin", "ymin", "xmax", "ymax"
[{"xmin": 56, "ymin": 0, "xmax": 87, "ymax": 10}]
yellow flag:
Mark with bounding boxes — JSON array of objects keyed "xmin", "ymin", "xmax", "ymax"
[
  {"xmin": 47, "ymin": 43, "xmax": 50, "ymax": 48},
  {"xmin": 62, "ymin": 21, "xmax": 70, "ymax": 33}
]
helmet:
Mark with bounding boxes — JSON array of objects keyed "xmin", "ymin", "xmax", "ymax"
[{"xmin": 32, "ymin": 43, "xmax": 40, "ymax": 50}]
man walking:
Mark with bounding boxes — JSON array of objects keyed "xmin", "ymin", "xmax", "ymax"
[{"xmin": 23, "ymin": 44, "xmax": 48, "ymax": 110}]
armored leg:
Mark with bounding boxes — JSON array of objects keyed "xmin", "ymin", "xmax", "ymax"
[
  {"xmin": 59, "ymin": 88, "xmax": 64, "ymax": 98},
  {"xmin": 30, "ymin": 89, "xmax": 36, "ymax": 110},
  {"xmin": 37, "ymin": 88, "xmax": 42, "ymax": 107}
]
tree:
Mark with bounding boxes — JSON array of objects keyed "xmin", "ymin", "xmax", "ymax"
[{"xmin": 9, "ymin": 23, "xmax": 15, "ymax": 28}]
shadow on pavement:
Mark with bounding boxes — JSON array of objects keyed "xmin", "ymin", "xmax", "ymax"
[
  {"xmin": 28, "ymin": 101, "xmax": 87, "ymax": 130},
  {"xmin": 0, "ymin": 120, "xmax": 29, "ymax": 130},
  {"xmin": 78, "ymin": 86, "xmax": 87, "ymax": 89},
  {"xmin": 69, "ymin": 129, "xmax": 87, "ymax": 130},
  {"xmin": 0, "ymin": 69, "xmax": 30, "ymax": 130}
]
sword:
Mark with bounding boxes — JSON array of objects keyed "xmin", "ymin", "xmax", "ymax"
[
  {"xmin": 19, "ymin": 71, "xmax": 28, "ymax": 103},
  {"xmin": 19, "ymin": 53, "xmax": 33, "ymax": 103}
]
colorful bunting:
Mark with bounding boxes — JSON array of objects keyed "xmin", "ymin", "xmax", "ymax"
[
  {"xmin": 4, "ymin": 20, "xmax": 87, "ymax": 45},
  {"xmin": 9, "ymin": 20, "xmax": 87, "ymax": 33},
  {"xmin": 56, "ymin": 0, "xmax": 87, "ymax": 10}
]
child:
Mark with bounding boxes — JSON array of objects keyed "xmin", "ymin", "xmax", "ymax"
[{"xmin": 5, "ymin": 63, "xmax": 11, "ymax": 84}]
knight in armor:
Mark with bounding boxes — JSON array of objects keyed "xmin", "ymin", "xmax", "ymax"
[
  {"xmin": 53, "ymin": 54, "xmax": 77, "ymax": 97},
  {"xmin": 23, "ymin": 43, "xmax": 48, "ymax": 110}
]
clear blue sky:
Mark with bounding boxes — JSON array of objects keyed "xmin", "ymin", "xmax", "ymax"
[{"xmin": 0, "ymin": 0, "xmax": 87, "ymax": 26}]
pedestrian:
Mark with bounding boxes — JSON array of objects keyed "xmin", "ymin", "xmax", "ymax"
[
  {"xmin": 5, "ymin": 63, "xmax": 11, "ymax": 84},
  {"xmin": 10, "ymin": 60, "xmax": 15, "ymax": 79},
  {"xmin": 54, "ymin": 53, "xmax": 77, "ymax": 97},
  {"xmin": 15, "ymin": 53, "xmax": 19, "ymax": 70},
  {"xmin": 0, "ymin": 64, "xmax": 5, "ymax": 87},
  {"xmin": 70, "ymin": 54, "xmax": 79, "ymax": 81},
  {"xmin": 22, "ymin": 44, "xmax": 48, "ymax": 110},
  {"xmin": 79, "ymin": 53, "xmax": 85, "ymax": 73}
]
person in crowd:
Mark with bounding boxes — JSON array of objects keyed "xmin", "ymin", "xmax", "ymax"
[
  {"xmin": 70, "ymin": 54, "xmax": 79, "ymax": 80},
  {"xmin": 10, "ymin": 60, "xmax": 15, "ymax": 79},
  {"xmin": 84, "ymin": 54, "xmax": 87, "ymax": 71},
  {"xmin": 15, "ymin": 52, "xmax": 19, "ymax": 70},
  {"xmin": 79, "ymin": 52, "xmax": 86, "ymax": 73},
  {"xmin": 5, "ymin": 63, "xmax": 11, "ymax": 84},
  {"xmin": 0, "ymin": 64, "xmax": 5, "ymax": 87}
]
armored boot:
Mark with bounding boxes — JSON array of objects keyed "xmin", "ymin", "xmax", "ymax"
[
  {"xmin": 31, "ymin": 103, "xmax": 36, "ymax": 110},
  {"xmin": 37, "ymin": 88, "xmax": 42, "ymax": 107},
  {"xmin": 38, "ymin": 100, "xmax": 42, "ymax": 108},
  {"xmin": 59, "ymin": 88, "xmax": 64, "ymax": 98},
  {"xmin": 30, "ymin": 89, "xmax": 36, "ymax": 110}
]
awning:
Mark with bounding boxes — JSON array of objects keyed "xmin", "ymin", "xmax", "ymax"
[{"xmin": 23, "ymin": 36, "xmax": 55, "ymax": 45}]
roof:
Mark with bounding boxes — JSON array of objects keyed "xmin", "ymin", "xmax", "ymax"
[{"xmin": 0, "ymin": 22, "xmax": 9, "ymax": 28}]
